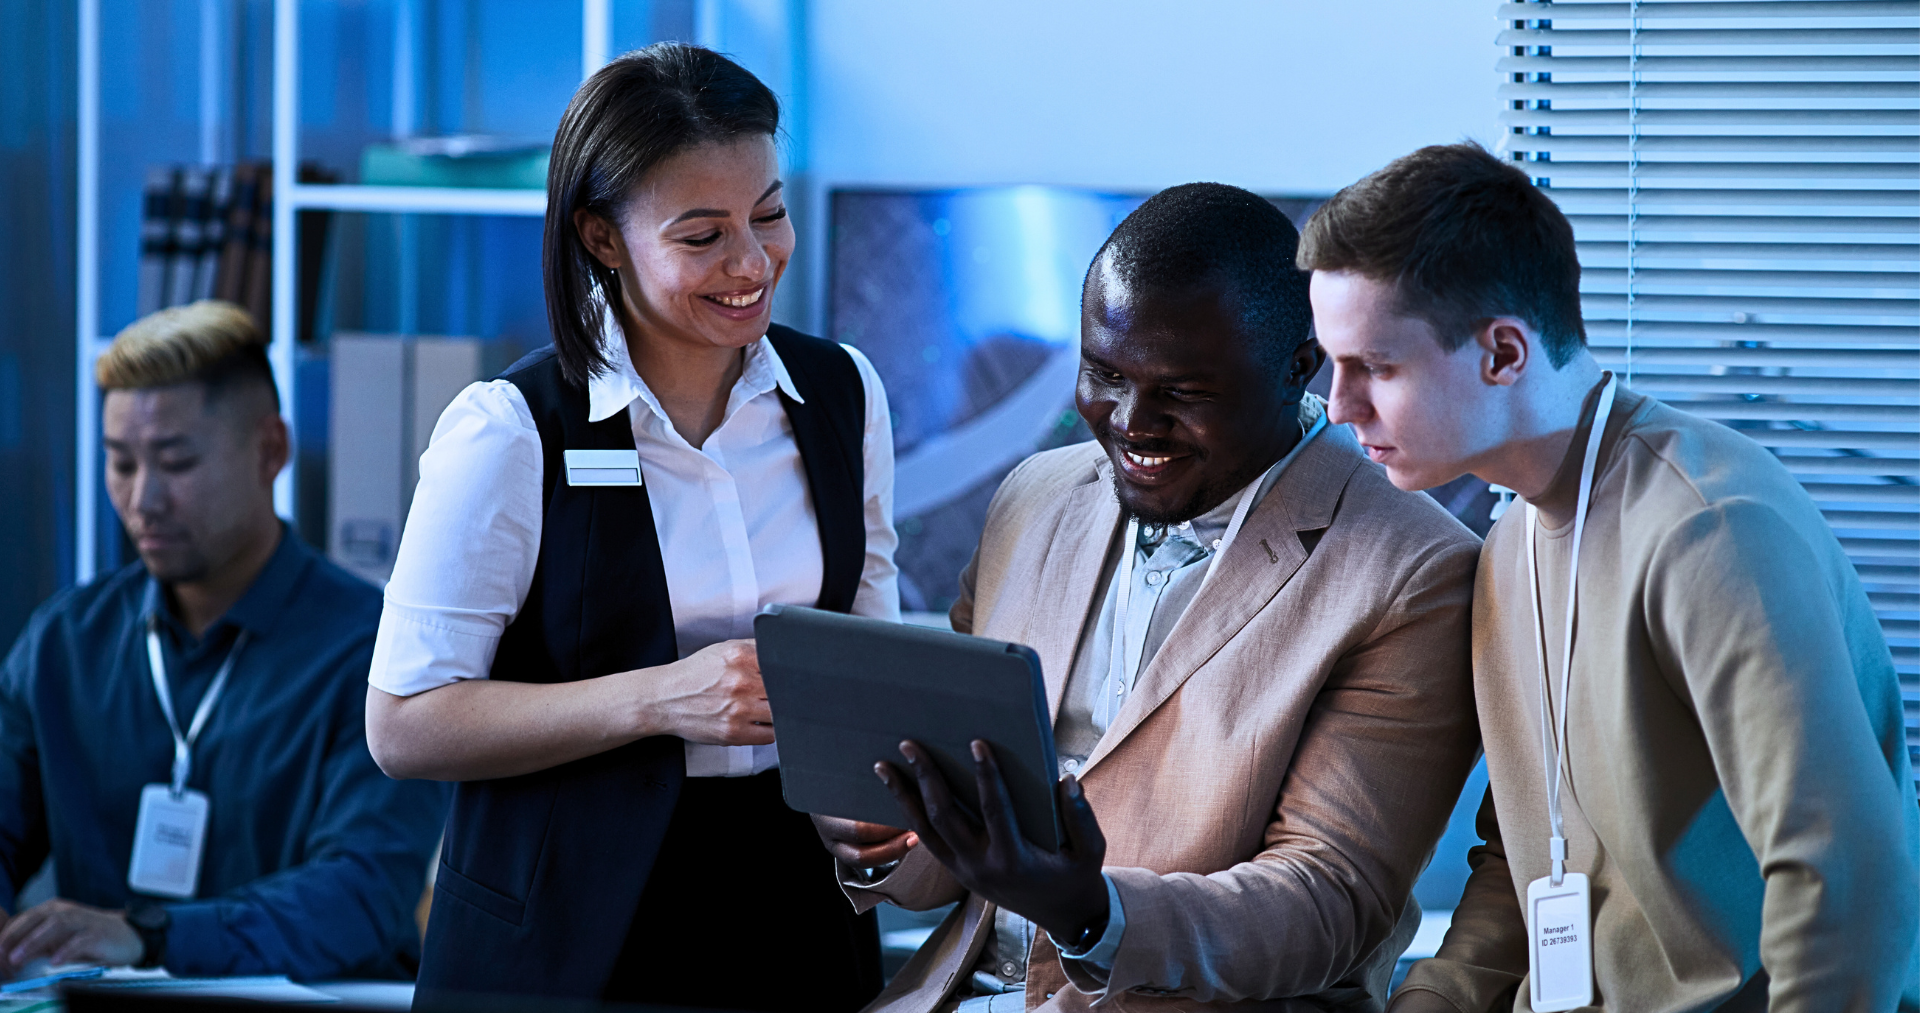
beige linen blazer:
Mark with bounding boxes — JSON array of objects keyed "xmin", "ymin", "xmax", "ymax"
[{"xmin": 846, "ymin": 426, "xmax": 1483, "ymax": 1013}]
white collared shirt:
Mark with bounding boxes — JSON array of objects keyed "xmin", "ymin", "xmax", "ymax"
[{"xmin": 368, "ymin": 311, "xmax": 900, "ymax": 777}]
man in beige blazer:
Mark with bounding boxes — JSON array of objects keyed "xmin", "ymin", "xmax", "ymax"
[{"xmin": 816, "ymin": 184, "xmax": 1484, "ymax": 1012}]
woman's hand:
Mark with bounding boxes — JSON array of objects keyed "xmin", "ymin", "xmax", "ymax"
[
  {"xmin": 630, "ymin": 639, "xmax": 773, "ymax": 746},
  {"xmin": 811, "ymin": 815, "xmax": 918, "ymax": 869}
]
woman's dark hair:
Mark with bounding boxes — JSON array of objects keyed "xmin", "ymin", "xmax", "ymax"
[
  {"xmin": 544, "ymin": 43, "xmax": 780, "ymax": 386},
  {"xmin": 1296, "ymin": 142, "xmax": 1586, "ymax": 367}
]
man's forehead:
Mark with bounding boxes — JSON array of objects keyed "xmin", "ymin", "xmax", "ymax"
[
  {"xmin": 1082, "ymin": 321, "xmax": 1236, "ymax": 387},
  {"xmin": 102, "ymin": 386, "xmax": 222, "ymax": 438}
]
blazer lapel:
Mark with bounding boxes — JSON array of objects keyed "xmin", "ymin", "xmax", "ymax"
[
  {"xmin": 1080, "ymin": 426, "xmax": 1365, "ymax": 773},
  {"xmin": 1023, "ymin": 471, "xmax": 1123, "ymax": 720}
]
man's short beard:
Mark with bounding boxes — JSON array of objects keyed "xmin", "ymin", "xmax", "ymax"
[{"xmin": 140, "ymin": 550, "xmax": 211, "ymax": 586}]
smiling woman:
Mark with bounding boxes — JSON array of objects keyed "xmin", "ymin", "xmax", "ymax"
[{"xmin": 361, "ymin": 43, "xmax": 899, "ymax": 1010}]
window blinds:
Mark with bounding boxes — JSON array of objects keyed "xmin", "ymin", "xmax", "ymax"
[{"xmin": 1499, "ymin": 0, "xmax": 1920, "ymax": 792}]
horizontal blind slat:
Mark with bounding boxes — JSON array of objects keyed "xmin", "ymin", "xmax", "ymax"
[
  {"xmin": 1583, "ymin": 322, "xmax": 1920, "ymax": 347},
  {"xmin": 1566, "ymin": 213, "xmax": 1920, "ymax": 236},
  {"xmin": 1509, "ymin": 134, "xmax": 1920, "ymax": 153},
  {"xmin": 1503, "ymin": 109, "xmax": 1920, "ymax": 131},
  {"xmin": 1545, "ymin": 164, "xmax": 1920, "ymax": 183},
  {"xmin": 1550, "ymin": 190, "xmax": 1920, "ymax": 209},
  {"xmin": 1500, "ymin": 80, "xmax": 1920, "ymax": 100},
  {"xmin": 1783, "ymin": 456, "xmax": 1920, "ymax": 477},
  {"xmin": 1497, "ymin": 26, "xmax": 1920, "ymax": 46},
  {"xmin": 1608, "ymin": 373, "xmax": 1919, "ymax": 397},
  {"xmin": 1577, "ymin": 242, "xmax": 1920, "ymax": 266},
  {"xmin": 1633, "ymin": 428, "xmax": 1915, "ymax": 450},
  {"xmin": 1805, "ymin": 483, "xmax": 1920, "ymax": 505},
  {"xmin": 1497, "ymin": 1, "xmax": 1920, "ymax": 19},
  {"xmin": 1579, "ymin": 292, "xmax": 1919, "ymax": 319},
  {"xmin": 1636, "ymin": 400, "xmax": 1917, "ymax": 422},
  {"xmin": 1498, "ymin": 53, "xmax": 1920, "ymax": 72},
  {"xmin": 1583, "ymin": 266, "xmax": 1920, "ymax": 290}
]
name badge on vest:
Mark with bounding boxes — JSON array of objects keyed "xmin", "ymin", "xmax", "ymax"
[
  {"xmin": 129, "ymin": 784, "xmax": 210, "ymax": 899},
  {"xmin": 564, "ymin": 449, "xmax": 643, "ymax": 487},
  {"xmin": 1527, "ymin": 871, "xmax": 1593, "ymax": 1011}
]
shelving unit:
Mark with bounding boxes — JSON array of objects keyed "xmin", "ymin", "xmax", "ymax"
[
  {"xmin": 266, "ymin": 0, "xmax": 607, "ymax": 520},
  {"xmin": 73, "ymin": 0, "xmax": 613, "ymax": 579}
]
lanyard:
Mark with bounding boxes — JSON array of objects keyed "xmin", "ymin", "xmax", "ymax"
[
  {"xmin": 1109, "ymin": 410, "xmax": 1329, "ymax": 691},
  {"xmin": 145, "ymin": 621, "xmax": 249, "ymax": 798},
  {"xmin": 1524, "ymin": 373, "xmax": 1617, "ymax": 888},
  {"xmin": 1202, "ymin": 411, "xmax": 1327, "ymax": 587}
]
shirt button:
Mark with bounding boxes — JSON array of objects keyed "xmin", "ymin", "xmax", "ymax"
[
  {"xmin": 1063, "ymin": 758, "xmax": 1080, "ymax": 772},
  {"xmin": 1001, "ymin": 962, "xmax": 1019, "ymax": 977},
  {"xmin": 1114, "ymin": 684, "xmax": 1125, "ymax": 696},
  {"xmin": 1145, "ymin": 570, "xmax": 1165, "ymax": 587}
]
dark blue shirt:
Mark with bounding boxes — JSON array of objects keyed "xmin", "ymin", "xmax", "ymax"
[{"xmin": 0, "ymin": 528, "xmax": 448, "ymax": 980}]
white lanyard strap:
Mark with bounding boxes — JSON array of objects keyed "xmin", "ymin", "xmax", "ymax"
[
  {"xmin": 145, "ymin": 622, "xmax": 249, "ymax": 797},
  {"xmin": 1525, "ymin": 373, "xmax": 1617, "ymax": 888},
  {"xmin": 1201, "ymin": 411, "xmax": 1328, "ymax": 588},
  {"xmin": 1111, "ymin": 517, "xmax": 1146, "ymax": 694}
]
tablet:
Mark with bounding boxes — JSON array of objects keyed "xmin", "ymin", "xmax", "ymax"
[{"xmin": 754, "ymin": 604, "xmax": 1063, "ymax": 852}]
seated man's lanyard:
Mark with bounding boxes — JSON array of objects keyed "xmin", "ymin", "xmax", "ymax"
[
  {"xmin": 1521, "ymin": 372, "xmax": 1614, "ymax": 1012},
  {"xmin": 145, "ymin": 619, "xmax": 249, "ymax": 798}
]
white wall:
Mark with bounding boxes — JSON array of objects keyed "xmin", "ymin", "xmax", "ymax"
[{"xmin": 805, "ymin": 1, "xmax": 1504, "ymax": 195}]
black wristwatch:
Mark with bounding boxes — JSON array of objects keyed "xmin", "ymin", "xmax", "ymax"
[{"xmin": 126, "ymin": 903, "xmax": 170, "ymax": 969}]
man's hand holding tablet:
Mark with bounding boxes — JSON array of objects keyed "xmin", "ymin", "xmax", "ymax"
[
  {"xmin": 876, "ymin": 740, "xmax": 1112, "ymax": 949},
  {"xmin": 756, "ymin": 605, "xmax": 1112, "ymax": 941}
]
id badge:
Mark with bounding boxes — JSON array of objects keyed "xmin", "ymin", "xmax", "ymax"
[
  {"xmin": 128, "ymin": 784, "xmax": 209, "ymax": 899},
  {"xmin": 1527, "ymin": 872, "xmax": 1593, "ymax": 1012},
  {"xmin": 563, "ymin": 449, "xmax": 642, "ymax": 487}
]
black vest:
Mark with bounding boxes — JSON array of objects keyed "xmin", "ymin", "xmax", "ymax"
[{"xmin": 417, "ymin": 325, "xmax": 868, "ymax": 999}]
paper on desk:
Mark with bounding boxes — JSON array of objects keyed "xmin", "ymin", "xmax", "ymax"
[{"xmin": 93, "ymin": 972, "xmax": 340, "ymax": 1002}]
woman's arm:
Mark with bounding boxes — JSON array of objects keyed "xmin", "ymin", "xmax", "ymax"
[
  {"xmin": 367, "ymin": 638, "xmax": 771, "ymax": 781},
  {"xmin": 365, "ymin": 383, "xmax": 774, "ymax": 782}
]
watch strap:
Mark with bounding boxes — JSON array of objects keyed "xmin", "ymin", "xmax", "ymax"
[{"xmin": 126, "ymin": 904, "xmax": 169, "ymax": 969}]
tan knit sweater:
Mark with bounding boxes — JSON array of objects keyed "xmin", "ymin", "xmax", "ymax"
[{"xmin": 1394, "ymin": 382, "xmax": 1919, "ymax": 1013}]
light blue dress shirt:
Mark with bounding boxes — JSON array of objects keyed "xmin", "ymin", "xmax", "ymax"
[{"xmin": 972, "ymin": 397, "xmax": 1328, "ymax": 996}]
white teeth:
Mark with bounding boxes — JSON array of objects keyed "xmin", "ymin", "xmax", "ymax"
[
  {"xmin": 711, "ymin": 289, "xmax": 764, "ymax": 308},
  {"xmin": 1125, "ymin": 451, "xmax": 1172, "ymax": 468}
]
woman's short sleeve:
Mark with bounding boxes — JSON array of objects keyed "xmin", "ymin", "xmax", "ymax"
[{"xmin": 367, "ymin": 380, "xmax": 545, "ymax": 696}]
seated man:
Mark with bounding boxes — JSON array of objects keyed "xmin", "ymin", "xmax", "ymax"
[
  {"xmin": 817, "ymin": 185, "xmax": 1484, "ymax": 1012},
  {"xmin": 0, "ymin": 302, "xmax": 446, "ymax": 980},
  {"xmin": 1304, "ymin": 144, "xmax": 1918, "ymax": 1011}
]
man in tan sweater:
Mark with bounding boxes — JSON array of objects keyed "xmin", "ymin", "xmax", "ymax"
[{"xmin": 1300, "ymin": 142, "xmax": 1918, "ymax": 1012}]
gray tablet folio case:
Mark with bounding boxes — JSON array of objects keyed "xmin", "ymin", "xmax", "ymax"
[{"xmin": 754, "ymin": 605, "xmax": 1064, "ymax": 852}]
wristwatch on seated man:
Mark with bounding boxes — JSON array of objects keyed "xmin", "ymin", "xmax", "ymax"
[{"xmin": 125, "ymin": 903, "xmax": 170, "ymax": 969}]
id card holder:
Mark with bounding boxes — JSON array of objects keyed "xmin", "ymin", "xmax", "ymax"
[
  {"xmin": 1527, "ymin": 872, "xmax": 1593, "ymax": 1012},
  {"xmin": 128, "ymin": 784, "xmax": 209, "ymax": 899},
  {"xmin": 564, "ymin": 449, "xmax": 642, "ymax": 487}
]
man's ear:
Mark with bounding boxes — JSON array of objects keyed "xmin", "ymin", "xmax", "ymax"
[
  {"xmin": 1285, "ymin": 338, "xmax": 1327, "ymax": 395},
  {"xmin": 256, "ymin": 410, "xmax": 289, "ymax": 488},
  {"xmin": 1477, "ymin": 317, "xmax": 1536, "ymax": 388},
  {"xmin": 572, "ymin": 208, "xmax": 626, "ymax": 271}
]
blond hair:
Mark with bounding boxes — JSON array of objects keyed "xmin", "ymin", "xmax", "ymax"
[{"xmin": 96, "ymin": 301, "xmax": 277, "ymax": 408}]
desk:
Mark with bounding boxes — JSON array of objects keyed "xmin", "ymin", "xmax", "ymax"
[{"xmin": 2, "ymin": 978, "xmax": 412, "ymax": 1011}]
